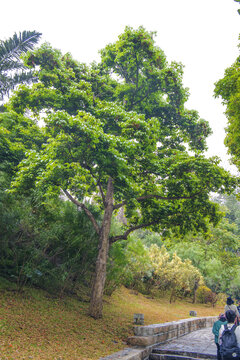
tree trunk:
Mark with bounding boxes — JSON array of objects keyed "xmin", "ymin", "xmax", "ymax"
[
  {"xmin": 192, "ymin": 280, "xmax": 199, "ymax": 304},
  {"xmin": 169, "ymin": 290, "xmax": 174, "ymax": 304},
  {"xmin": 89, "ymin": 177, "xmax": 114, "ymax": 319}
]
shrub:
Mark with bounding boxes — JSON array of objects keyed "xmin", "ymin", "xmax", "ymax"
[
  {"xmin": 196, "ymin": 285, "xmax": 212, "ymax": 304},
  {"xmin": 105, "ymin": 236, "xmax": 152, "ymax": 295},
  {"xmin": 216, "ymin": 292, "xmax": 227, "ymax": 306},
  {"xmin": 205, "ymin": 291, "xmax": 218, "ymax": 307},
  {"xmin": 0, "ymin": 194, "xmax": 100, "ymax": 294}
]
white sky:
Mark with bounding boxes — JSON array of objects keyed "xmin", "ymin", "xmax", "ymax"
[{"xmin": 1, "ymin": 0, "xmax": 239, "ymax": 173}]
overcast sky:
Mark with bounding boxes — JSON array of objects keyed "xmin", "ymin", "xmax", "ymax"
[{"xmin": 1, "ymin": 0, "xmax": 239, "ymax": 173}]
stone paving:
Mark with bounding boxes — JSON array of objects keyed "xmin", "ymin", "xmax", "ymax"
[
  {"xmin": 100, "ymin": 326, "xmax": 217, "ymax": 359},
  {"xmin": 157, "ymin": 327, "xmax": 216, "ymax": 356}
]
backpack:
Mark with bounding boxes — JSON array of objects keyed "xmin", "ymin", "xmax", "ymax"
[{"xmin": 220, "ymin": 324, "xmax": 240, "ymax": 360}]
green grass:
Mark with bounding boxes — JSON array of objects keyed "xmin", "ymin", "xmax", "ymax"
[{"xmin": 0, "ymin": 282, "xmax": 221, "ymax": 360}]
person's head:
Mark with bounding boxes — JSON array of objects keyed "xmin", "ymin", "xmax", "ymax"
[
  {"xmin": 225, "ymin": 310, "xmax": 236, "ymax": 323},
  {"xmin": 219, "ymin": 313, "xmax": 226, "ymax": 322},
  {"xmin": 227, "ymin": 296, "xmax": 234, "ymax": 305}
]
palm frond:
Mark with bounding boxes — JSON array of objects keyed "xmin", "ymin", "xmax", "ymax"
[
  {"xmin": 0, "ymin": 70, "xmax": 38, "ymax": 99},
  {"xmin": 0, "ymin": 74, "xmax": 11, "ymax": 98},
  {"xmin": 0, "ymin": 59, "xmax": 25, "ymax": 72},
  {"xmin": 11, "ymin": 70, "xmax": 38, "ymax": 85},
  {"xmin": 0, "ymin": 30, "xmax": 41, "ymax": 99},
  {"xmin": 0, "ymin": 31, "xmax": 42, "ymax": 69}
]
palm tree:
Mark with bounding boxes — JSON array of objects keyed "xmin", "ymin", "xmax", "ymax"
[{"xmin": 0, "ymin": 30, "xmax": 42, "ymax": 100}]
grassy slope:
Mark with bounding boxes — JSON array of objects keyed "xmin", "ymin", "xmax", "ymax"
[{"xmin": 0, "ymin": 285, "xmax": 222, "ymax": 360}]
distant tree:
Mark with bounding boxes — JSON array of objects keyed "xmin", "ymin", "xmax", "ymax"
[
  {"xmin": 6, "ymin": 27, "xmax": 236, "ymax": 318},
  {"xmin": 0, "ymin": 30, "xmax": 41, "ymax": 100},
  {"xmin": 169, "ymin": 217, "xmax": 240, "ymax": 293},
  {"xmin": 214, "ymin": 41, "xmax": 240, "ymax": 170},
  {"xmin": 213, "ymin": 193, "xmax": 240, "ymax": 232}
]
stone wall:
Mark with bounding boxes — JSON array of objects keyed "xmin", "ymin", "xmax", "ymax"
[
  {"xmin": 128, "ymin": 316, "xmax": 217, "ymax": 346},
  {"xmin": 99, "ymin": 316, "xmax": 217, "ymax": 360}
]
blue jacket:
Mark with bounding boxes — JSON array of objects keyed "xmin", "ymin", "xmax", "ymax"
[{"xmin": 212, "ymin": 319, "xmax": 228, "ymax": 344}]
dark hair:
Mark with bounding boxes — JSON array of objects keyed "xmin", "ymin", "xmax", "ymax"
[
  {"xmin": 219, "ymin": 313, "xmax": 226, "ymax": 322},
  {"xmin": 227, "ymin": 296, "xmax": 234, "ymax": 305},
  {"xmin": 225, "ymin": 310, "xmax": 236, "ymax": 323}
]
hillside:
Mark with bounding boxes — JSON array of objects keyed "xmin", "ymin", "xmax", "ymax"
[{"xmin": 0, "ymin": 284, "xmax": 222, "ymax": 360}]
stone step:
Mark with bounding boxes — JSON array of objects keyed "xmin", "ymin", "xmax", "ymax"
[
  {"xmin": 149, "ymin": 355, "xmax": 212, "ymax": 360},
  {"xmin": 149, "ymin": 349, "xmax": 216, "ymax": 360}
]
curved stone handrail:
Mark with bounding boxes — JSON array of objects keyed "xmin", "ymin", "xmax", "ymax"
[{"xmin": 99, "ymin": 316, "xmax": 217, "ymax": 360}]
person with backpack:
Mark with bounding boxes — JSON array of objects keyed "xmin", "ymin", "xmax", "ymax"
[
  {"xmin": 219, "ymin": 310, "xmax": 240, "ymax": 360},
  {"xmin": 237, "ymin": 300, "xmax": 240, "ymax": 315},
  {"xmin": 225, "ymin": 297, "xmax": 240, "ymax": 318},
  {"xmin": 213, "ymin": 313, "xmax": 228, "ymax": 360}
]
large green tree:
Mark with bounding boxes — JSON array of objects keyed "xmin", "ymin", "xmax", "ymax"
[
  {"xmin": 0, "ymin": 30, "xmax": 41, "ymax": 100},
  {"xmin": 214, "ymin": 39, "xmax": 240, "ymax": 170},
  {"xmin": 214, "ymin": 1, "xmax": 239, "ymax": 168},
  {"xmin": 6, "ymin": 27, "xmax": 236, "ymax": 318}
]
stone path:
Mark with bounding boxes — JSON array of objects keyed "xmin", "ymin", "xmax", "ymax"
[
  {"xmin": 156, "ymin": 327, "xmax": 216, "ymax": 356},
  {"xmin": 100, "ymin": 326, "xmax": 217, "ymax": 359}
]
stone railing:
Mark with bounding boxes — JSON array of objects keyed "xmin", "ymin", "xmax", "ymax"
[{"xmin": 99, "ymin": 316, "xmax": 217, "ymax": 360}]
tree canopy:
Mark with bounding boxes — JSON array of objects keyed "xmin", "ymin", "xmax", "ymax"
[
  {"xmin": 3, "ymin": 26, "xmax": 236, "ymax": 318},
  {"xmin": 214, "ymin": 42, "xmax": 240, "ymax": 171}
]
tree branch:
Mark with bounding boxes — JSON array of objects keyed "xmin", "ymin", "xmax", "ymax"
[
  {"xmin": 97, "ymin": 180, "xmax": 106, "ymax": 206},
  {"xmin": 128, "ymin": 86, "xmax": 151, "ymax": 110},
  {"xmin": 62, "ymin": 189, "xmax": 100, "ymax": 235},
  {"xmin": 110, "ymin": 220, "xmax": 160, "ymax": 243},
  {"xmin": 84, "ymin": 164, "xmax": 106, "ymax": 207}
]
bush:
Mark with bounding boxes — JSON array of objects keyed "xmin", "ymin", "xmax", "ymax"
[
  {"xmin": 196, "ymin": 285, "xmax": 213, "ymax": 304},
  {"xmin": 205, "ymin": 291, "xmax": 218, "ymax": 307},
  {"xmin": 216, "ymin": 292, "xmax": 227, "ymax": 306},
  {"xmin": 0, "ymin": 193, "xmax": 100, "ymax": 294},
  {"xmin": 105, "ymin": 236, "xmax": 152, "ymax": 295}
]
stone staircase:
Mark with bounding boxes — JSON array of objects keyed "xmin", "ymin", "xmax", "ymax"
[
  {"xmin": 149, "ymin": 348, "xmax": 216, "ymax": 360},
  {"xmin": 100, "ymin": 317, "xmax": 217, "ymax": 360}
]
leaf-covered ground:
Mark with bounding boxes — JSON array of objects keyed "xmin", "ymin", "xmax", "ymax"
[{"xmin": 0, "ymin": 285, "xmax": 222, "ymax": 360}]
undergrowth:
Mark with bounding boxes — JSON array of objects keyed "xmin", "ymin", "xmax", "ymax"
[{"xmin": 0, "ymin": 279, "xmax": 222, "ymax": 360}]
